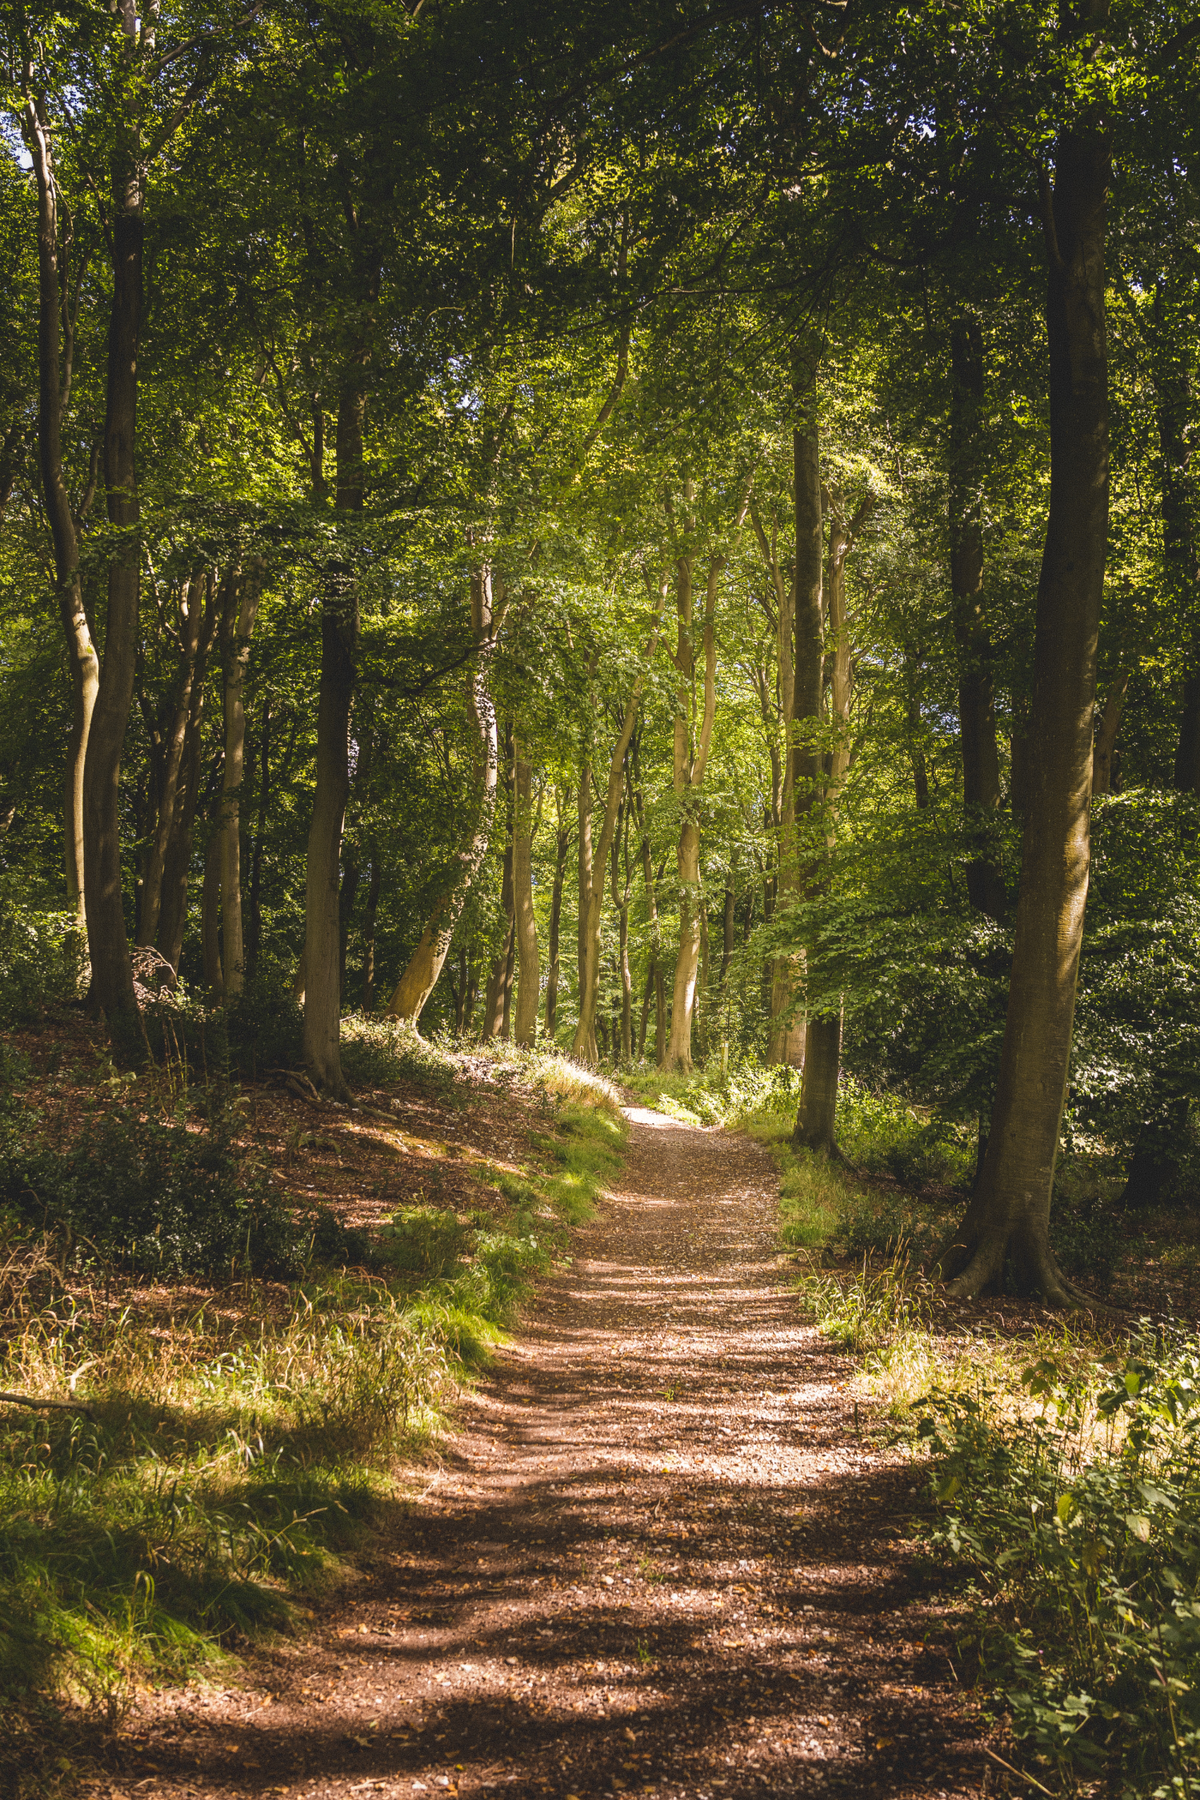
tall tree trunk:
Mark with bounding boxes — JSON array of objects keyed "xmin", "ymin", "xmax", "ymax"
[
  {"xmin": 1092, "ymin": 672, "xmax": 1128, "ymax": 796},
  {"xmin": 577, "ymin": 757, "xmax": 593, "ymax": 1002},
  {"xmin": 138, "ymin": 573, "xmax": 212, "ymax": 948},
  {"xmin": 156, "ymin": 693, "xmax": 216, "ymax": 974},
  {"xmin": 481, "ymin": 760, "xmax": 515, "ymax": 1042},
  {"xmin": 218, "ymin": 564, "xmax": 261, "ymax": 1000},
  {"xmin": 202, "ymin": 831, "xmax": 223, "ymax": 1003},
  {"xmin": 361, "ymin": 848, "xmax": 380, "ymax": 1013},
  {"xmin": 949, "ymin": 317, "xmax": 1006, "ymax": 918},
  {"xmin": 573, "ymin": 705, "xmax": 644, "ymax": 1063},
  {"xmin": 338, "ymin": 846, "xmax": 361, "ymax": 1003},
  {"xmin": 573, "ymin": 594, "xmax": 665, "ymax": 1063},
  {"xmin": 82, "ymin": 108, "xmax": 144, "ymax": 1036},
  {"xmin": 791, "ymin": 359, "xmax": 838, "ymax": 1151},
  {"xmin": 665, "ymin": 552, "xmax": 721, "ymax": 1073},
  {"xmin": 20, "ymin": 85, "xmax": 99, "ymax": 936},
  {"xmin": 246, "ymin": 697, "xmax": 270, "ymax": 983},
  {"xmin": 385, "ymin": 568, "xmax": 504, "ymax": 1023},
  {"xmin": 544, "ymin": 788, "xmax": 571, "ymax": 1039},
  {"xmin": 1154, "ymin": 287, "xmax": 1200, "ymax": 797},
  {"xmin": 304, "ymin": 378, "xmax": 362, "ymax": 1096},
  {"xmin": 938, "ymin": 49, "xmax": 1110, "ymax": 1301},
  {"xmin": 719, "ymin": 864, "xmax": 736, "ymax": 993},
  {"xmin": 513, "ymin": 735, "xmax": 540, "ymax": 1045}
]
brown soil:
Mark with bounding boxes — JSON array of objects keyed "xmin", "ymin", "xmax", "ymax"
[{"xmin": 95, "ymin": 1107, "xmax": 993, "ymax": 1800}]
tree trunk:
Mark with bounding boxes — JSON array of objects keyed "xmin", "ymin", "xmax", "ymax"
[
  {"xmin": 481, "ymin": 727, "xmax": 515, "ymax": 1042},
  {"xmin": 1154, "ymin": 288, "xmax": 1200, "ymax": 797},
  {"xmin": 361, "ymin": 849, "xmax": 380, "ymax": 1013},
  {"xmin": 719, "ymin": 867, "xmax": 736, "ymax": 993},
  {"xmin": 156, "ymin": 691, "xmax": 216, "ymax": 974},
  {"xmin": 20, "ymin": 87, "xmax": 99, "ymax": 936},
  {"xmin": 937, "ymin": 61, "xmax": 1110, "ymax": 1302},
  {"xmin": 139, "ymin": 574, "xmax": 213, "ymax": 949},
  {"xmin": 338, "ymin": 846, "xmax": 361, "ymax": 1002},
  {"xmin": 513, "ymin": 736, "xmax": 539, "ymax": 1045},
  {"xmin": 304, "ymin": 379, "xmax": 362, "ymax": 1096},
  {"xmin": 385, "ymin": 568, "xmax": 503, "ymax": 1023},
  {"xmin": 202, "ymin": 830, "xmax": 223, "ymax": 1003},
  {"xmin": 82, "ymin": 132, "xmax": 144, "ymax": 1037},
  {"xmin": 577, "ymin": 758, "xmax": 592, "ymax": 1001},
  {"xmin": 791, "ymin": 361, "xmax": 836, "ymax": 1147},
  {"xmin": 793, "ymin": 1012, "xmax": 841, "ymax": 1155},
  {"xmin": 573, "ymin": 593, "xmax": 665, "ymax": 1063},
  {"xmin": 664, "ymin": 552, "xmax": 721, "ymax": 1073},
  {"xmin": 544, "ymin": 790, "xmax": 571, "ymax": 1039},
  {"xmin": 218, "ymin": 564, "xmax": 261, "ymax": 1000},
  {"xmin": 246, "ymin": 697, "xmax": 270, "ymax": 983},
  {"xmin": 1092, "ymin": 672, "xmax": 1128, "ymax": 796},
  {"xmin": 572, "ymin": 703, "xmax": 643, "ymax": 1063},
  {"xmin": 949, "ymin": 317, "xmax": 1006, "ymax": 919}
]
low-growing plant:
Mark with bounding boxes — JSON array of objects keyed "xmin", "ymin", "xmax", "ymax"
[
  {"xmin": 918, "ymin": 1329, "xmax": 1200, "ymax": 1795},
  {"xmin": 0, "ymin": 1086, "xmax": 361, "ymax": 1280},
  {"xmin": 0, "ymin": 879, "xmax": 86, "ymax": 1024}
]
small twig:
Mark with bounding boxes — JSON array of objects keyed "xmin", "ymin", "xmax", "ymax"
[
  {"xmin": 981, "ymin": 1747, "xmax": 1056, "ymax": 1796},
  {"xmin": 0, "ymin": 1389, "xmax": 94, "ymax": 1419}
]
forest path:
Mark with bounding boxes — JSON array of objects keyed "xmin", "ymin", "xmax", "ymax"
[{"xmin": 118, "ymin": 1109, "xmax": 987, "ymax": 1800}]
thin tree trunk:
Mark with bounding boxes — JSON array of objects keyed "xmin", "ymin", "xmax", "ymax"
[
  {"xmin": 513, "ymin": 735, "xmax": 539, "ymax": 1045},
  {"xmin": 1154, "ymin": 286, "xmax": 1200, "ymax": 796},
  {"xmin": 790, "ymin": 359, "xmax": 836, "ymax": 1149},
  {"xmin": 82, "ymin": 103, "xmax": 144, "ymax": 1036},
  {"xmin": 247, "ymin": 697, "xmax": 270, "ymax": 983},
  {"xmin": 157, "ymin": 688, "xmax": 216, "ymax": 974},
  {"xmin": 938, "ymin": 51, "xmax": 1110, "ymax": 1302},
  {"xmin": 481, "ymin": 727, "xmax": 515, "ymax": 1041},
  {"xmin": 385, "ymin": 569, "xmax": 504, "ymax": 1023},
  {"xmin": 304, "ymin": 376, "xmax": 363, "ymax": 1096},
  {"xmin": 544, "ymin": 788, "xmax": 571, "ymax": 1039},
  {"xmin": 949, "ymin": 317, "xmax": 1006, "ymax": 919},
  {"xmin": 577, "ymin": 757, "xmax": 592, "ymax": 1002},
  {"xmin": 20, "ymin": 84, "xmax": 99, "ymax": 936},
  {"xmin": 1092, "ymin": 672, "xmax": 1129, "ymax": 796},
  {"xmin": 202, "ymin": 831, "xmax": 223, "ymax": 1003},
  {"xmin": 665, "ymin": 550, "xmax": 721, "ymax": 1073},
  {"xmin": 574, "ymin": 596, "xmax": 666, "ymax": 1064},
  {"xmin": 139, "ymin": 574, "xmax": 211, "ymax": 949},
  {"xmin": 360, "ymin": 850, "xmax": 380, "ymax": 1014},
  {"xmin": 218, "ymin": 564, "xmax": 261, "ymax": 1000}
]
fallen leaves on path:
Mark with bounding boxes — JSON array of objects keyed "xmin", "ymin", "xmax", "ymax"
[{"xmin": 100, "ymin": 1105, "xmax": 995, "ymax": 1800}]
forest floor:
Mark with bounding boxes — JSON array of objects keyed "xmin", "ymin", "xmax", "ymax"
[{"xmin": 85, "ymin": 1102, "xmax": 997, "ymax": 1800}]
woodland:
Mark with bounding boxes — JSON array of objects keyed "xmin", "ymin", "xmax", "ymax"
[
  {"xmin": 0, "ymin": 3, "xmax": 1200, "ymax": 1792},
  {"xmin": 0, "ymin": 0, "xmax": 1196, "ymax": 1302}
]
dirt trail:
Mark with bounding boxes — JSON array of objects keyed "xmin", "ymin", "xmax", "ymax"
[{"xmin": 117, "ymin": 1109, "xmax": 988, "ymax": 1800}]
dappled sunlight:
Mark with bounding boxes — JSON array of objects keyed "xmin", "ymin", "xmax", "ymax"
[{"xmin": 129, "ymin": 1108, "xmax": 979, "ymax": 1800}]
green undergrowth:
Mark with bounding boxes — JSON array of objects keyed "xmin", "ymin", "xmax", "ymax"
[
  {"xmin": 0, "ymin": 1029, "xmax": 626, "ymax": 1783},
  {"xmin": 918, "ymin": 1331, "xmax": 1200, "ymax": 1798}
]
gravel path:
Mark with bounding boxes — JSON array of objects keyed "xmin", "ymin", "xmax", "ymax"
[{"xmin": 117, "ymin": 1108, "xmax": 988, "ymax": 1800}]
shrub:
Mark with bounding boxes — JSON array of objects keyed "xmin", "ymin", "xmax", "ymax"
[
  {"xmin": 0, "ymin": 1088, "xmax": 309, "ymax": 1280},
  {"xmin": 0, "ymin": 878, "xmax": 85, "ymax": 1023},
  {"xmin": 919, "ymin": 1332, "xmax": 1200, "ymax": 1795}
]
